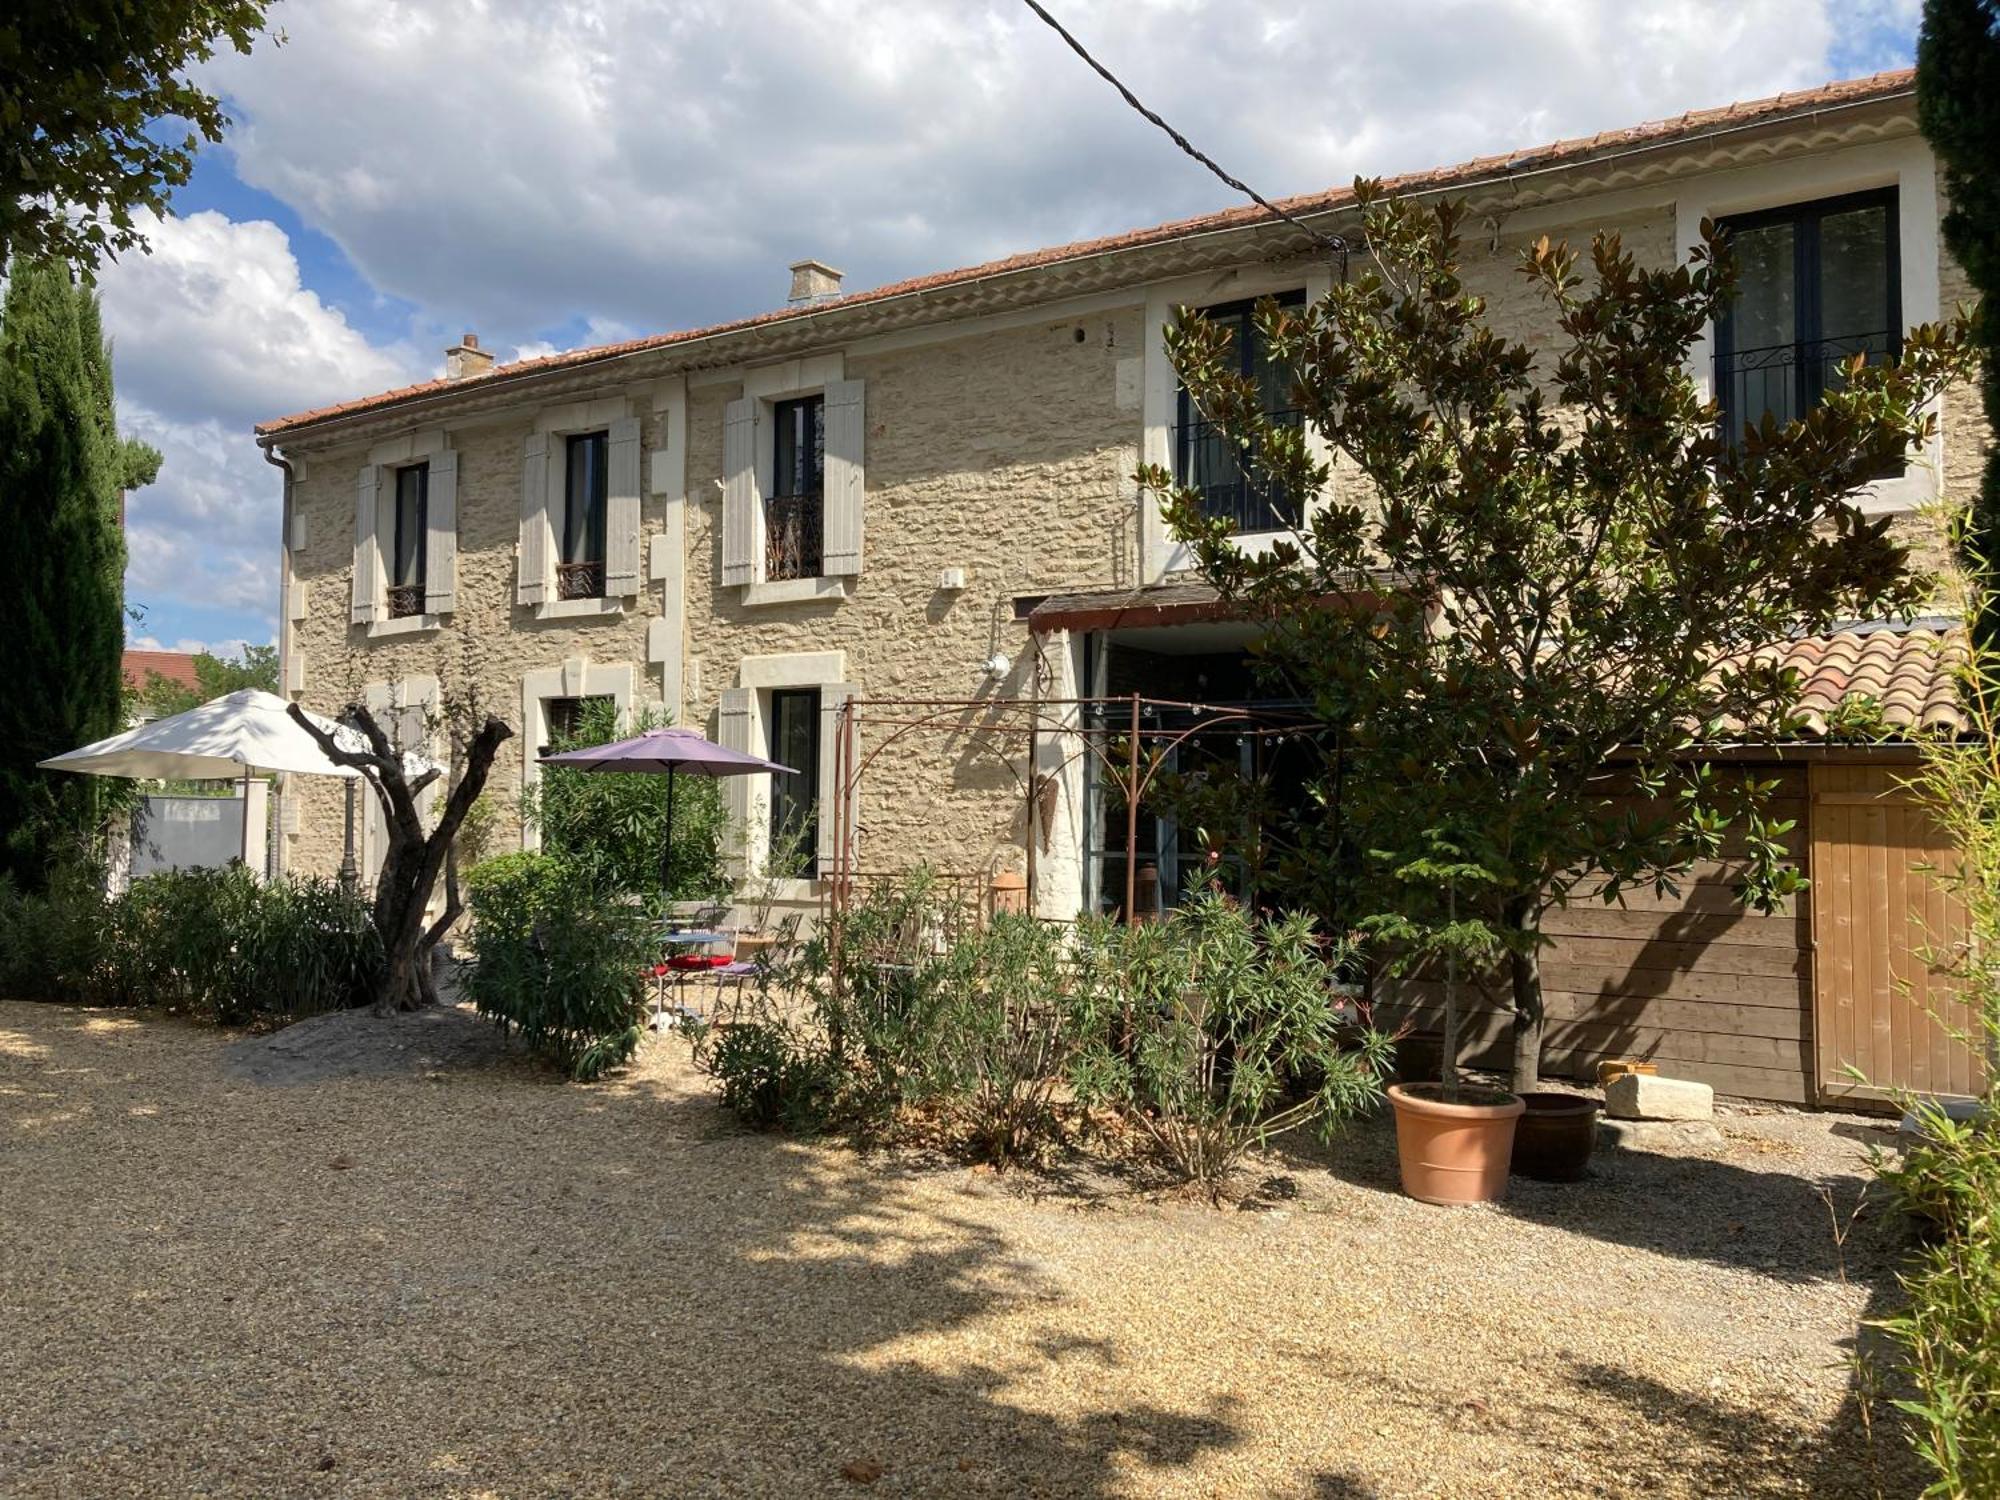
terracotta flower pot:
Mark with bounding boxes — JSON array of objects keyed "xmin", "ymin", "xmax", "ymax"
[
  {"xmin": 1510, "ymin": 1092, "xmax": 1600, "ymax": 1182},
  {"xmin": 1387, "ymin": 1082, "xmax": 1526, "ymax": 1206}
]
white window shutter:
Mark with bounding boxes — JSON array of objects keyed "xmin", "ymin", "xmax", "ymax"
[
  {"xmin": 717, "ymin": 687, "xmax": 756, "ymax": 877},
  {"xmin": 822, "ymin": 379, "xmax": 865, "ymax": 577},
  {"xmin": 425, "ymin": 450, "xmax": 459, "ymax": 615},
  {"xmin": 721, "ymin": 398, "xmax": 757, "ymax": 587},
  {"xmin": 816, "ymin": 683, "xmax": 855, "ymax": 877},
  {"xmin": 519, "ymin": 432, "xmax": 550, "ymax": 606},
  {"xmin": 605, "ymin": 416, "xmax": 643, "ymax": 596},
  {"xmin": 351, "ymin": 464, "xmax": 381, "ymax": 624}
]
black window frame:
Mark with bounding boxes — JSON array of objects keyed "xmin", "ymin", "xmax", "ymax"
[
  {"xmin": 766, "ymin": 395, "xmax": 826, "ymax": 581},
  {"xmin": 1714, "ymin": 187, "xmax": 1902, "ymax": 445},
  {"xmin": 766, "ymin": 687, "xmax": 821, "ymax": 879},
  {"xmin": 1174, "ymin": 289, "xmax": 1306, "ymax": 535},
  {"xmin": 387, "ymin": 461, "xmax": 429, "ymax": 618},
  {"xmin": 560, "ymin": 430, "xmax": 609, "ymax": 598}
]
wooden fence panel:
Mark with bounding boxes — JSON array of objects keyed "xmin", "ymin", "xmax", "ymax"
[{"xmin": 1810, "ymin": 764, "xmax": 1983, "ymax": 1103}]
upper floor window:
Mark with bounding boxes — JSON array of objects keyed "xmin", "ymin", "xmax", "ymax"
[
  {"xmin": 1715, "ymin": 189, "xmax": 1900, "ymax": 444},
  {"xmin": 387, "ymin": 462, "xmax": 429, "ymax": 619},
  {"xmin": 767, "ymin": 395, "xmax": 825, "ymax": 581},
  {"xmin": 560, "ymin": 431, "xmax": 608, "ymax": 599},
  {"xmin": 1175, "ymin": 290, "xmax": 1305, "ymax": 534}
]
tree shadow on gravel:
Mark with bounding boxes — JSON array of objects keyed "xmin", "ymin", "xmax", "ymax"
[{"xmin": 1, "ymin": 1008, "xmax": 1252, "ymax": 1497}]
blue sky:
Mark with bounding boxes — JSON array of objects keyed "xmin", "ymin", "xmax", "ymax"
[{"xmin": 96, "ymin": 0, "xmax": 1921, "ymax": 659}]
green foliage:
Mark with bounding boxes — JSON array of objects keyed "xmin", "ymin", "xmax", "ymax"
[
  {"xmin": 0, "ymin": 3, "xmax": 275, "ymax": 268},
  {"xmin": 1143, "ymin": 181, "xmax": 1976, "ymax": 1086},
  {"xmin": 0, "ymin": 864, "xmax": 380, "ymax": 1022},
  {"xmin": 1070, "ymin": 894, "xmax": 1389, "ymax": 1193},
  {"xmin": 0, "ymin": 257, "xmax": 155, "ymax": 889},
  {"xmin": 522, "ymin": 698, "xmax": 727, "ymax": 904},
  {"xmin": 463, "ymin": 852, "xmax": 651, "ymax": 1081},
  {"xmin": 1919, "ymin": 0, "xmax": 2000, "ymax": 637},
  {"xmin": 130, "ymin": 643, "xmax": 280, "ymax": 721},
  {"xmin": 694, "ymin": 875, "xmax": 1387, "ymax": 1190},
  {"xmin": 1868, "ymin": 550, "xmax": 2000, "ymax": 1498}
]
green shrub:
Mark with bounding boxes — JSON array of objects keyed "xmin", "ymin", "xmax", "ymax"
[
  {"xmin": 521, "ymin": 698, "xmax": 728, "ymax": 904},
  {"xmin": 0, "ymin": 864, "xmax": 379, "ymax": 1021},
  {"xmin": 463, "ymin": 852, "xmax": 650, "ymax": 1080},
  {"xmin": 1069, "ymin": 894, "xmax": 1391, "ymax": 1194},
  {"xmin": 1875, "ymin": 1106, "xmax": 2000, "ymax": 1497}
]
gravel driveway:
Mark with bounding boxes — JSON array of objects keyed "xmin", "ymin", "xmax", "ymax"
[{"xmin": 0, "ymin": 1000, "xmax": 1922, "ymax": 1498}]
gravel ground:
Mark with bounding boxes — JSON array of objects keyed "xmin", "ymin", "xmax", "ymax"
[{"xmin": 0, "ymin": 1000, "xmax": 1924, "ymax": 1499}]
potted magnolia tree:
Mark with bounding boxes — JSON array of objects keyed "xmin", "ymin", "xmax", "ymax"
[{"xmin": 1145, "ymin": 180, "xmax": 1972, "ymax": 1129}]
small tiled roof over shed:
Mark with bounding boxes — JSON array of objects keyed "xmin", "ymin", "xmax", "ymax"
[{"xmin": 1754, "ymin": 621, "xmax": 1967, "ymax": 738}]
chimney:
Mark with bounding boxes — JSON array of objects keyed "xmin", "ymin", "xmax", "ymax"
[
  {"xmin": 445, "ymin": 332, "xmax": 494, "ymax": 380},
  {"xmin": 787, "ymin": 259, "xmax": 844, "ymax": 306}
]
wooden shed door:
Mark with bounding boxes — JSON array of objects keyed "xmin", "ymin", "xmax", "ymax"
[{"xmin": 1810, "ymin": 764, "xmax": 1983, "ymax": 1104}]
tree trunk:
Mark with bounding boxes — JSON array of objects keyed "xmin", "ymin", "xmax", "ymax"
[
  {"xmin": 289, "ymin": 703, "xmax": 512, "ymax": 1013},
  {"xmin": 1506, "ymin": 895, "xmax": 1545, "ymax": 1094}
]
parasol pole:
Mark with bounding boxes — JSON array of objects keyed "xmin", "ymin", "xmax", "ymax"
[{"xmin": 660, "ymin": 762, "xmax": 677, "ymax": 898}]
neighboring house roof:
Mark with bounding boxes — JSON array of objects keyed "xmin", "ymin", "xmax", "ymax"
[
  {"xmin": 123, "ymin": 648, "xmax": 201, "ymax": 695},
  {"xmin": 256, "ymin": 68, "xmax": 1916, "ymax": 440}
]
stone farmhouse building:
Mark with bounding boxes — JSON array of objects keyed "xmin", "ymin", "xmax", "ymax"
[{"xmin": 257, "ymin": 69, "xmax": 1988, "ymax": 1105}]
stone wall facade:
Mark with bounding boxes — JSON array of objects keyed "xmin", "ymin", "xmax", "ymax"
[{"xmin": 274, "ymin": 127, "xmax": 1992, "ymax": 919}]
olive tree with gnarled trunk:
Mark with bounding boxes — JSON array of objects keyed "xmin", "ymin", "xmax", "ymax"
[{"xmin": 288, "ymin": 701, "xmax": 512, "ymax": 1012}]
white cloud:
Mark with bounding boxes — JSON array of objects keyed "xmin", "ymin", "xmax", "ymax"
[
  {"xmin": 201, "ymin": 0, "xmax": 1853, "ymax": 348},
  {"xmin": 98, "ymin": 210, "xmax": 430, "ymax": 634}
]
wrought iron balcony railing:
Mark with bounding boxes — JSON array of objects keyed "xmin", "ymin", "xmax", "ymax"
[
  {"xmin": 1174, "ymin": 407, "xmax": 1302, "ymax": 535},
  {"xmin": 765, "ymin": 491, "xmax": 823, "ymax": 581},
  {"xmin": 556, "ymin": 559, "xmax": 605, "ymax": 600},
  {"xmin": 1715, "ymin": 330, "xmax": 1896, "ymax": 442},
  {"xmin": 386, "ymin": 583, "xmax": 425, "ymax": 619}
]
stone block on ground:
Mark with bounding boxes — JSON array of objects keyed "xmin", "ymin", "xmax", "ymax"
[{"xmin": 1603, "ymin": 1072, "xmax": 1714, "ymax": 1121}]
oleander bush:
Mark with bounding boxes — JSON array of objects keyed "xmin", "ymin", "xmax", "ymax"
[
  {"xmin": 463, "ymin": 852, "xmax": 651, "ymax": 1080},
  {"xmin": 0, "ymin": 863, "xmax": 380, "ymax": 1022},
  {"xmin": 693, "ymin": 873, "xmax": 1388, "ymax": 1189},
  {"xmin": 1069, "ymin": 893, "xmax": 1391, "ymax": 1195}
]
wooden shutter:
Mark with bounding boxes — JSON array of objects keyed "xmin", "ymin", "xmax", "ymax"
[
  {"xmin": 721, "ymin": 398, "xmax": 757, "ymax": 587},
  {"xmin": 424, "ymin": 449, "xmax": 459, "ymax": 615},
  {"xmin": 717, "ymin": 687, "xmax": 755, "ymax": 877},
  {"xmin": 822, "ymin": 379, "xmax": 865, "ymax": 577},
  {"xmin": 605, "ymin": 416, "xmax": 643, "ymax": 596},
  {"xmin": 816, "ymin": 683, "xmax": 855, "ymax": 877},
  {"xmin": 351, "ymin": 464, "xmax": 381, "ymax": 624},
  {"xmin": 519, "ymin": 432, "xmax": 550, "ymax": 606}
]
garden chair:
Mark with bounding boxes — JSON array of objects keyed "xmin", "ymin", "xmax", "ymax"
[{"xmin": 668, "ymin": 911, "xmax": 806, "ymax": 1028}]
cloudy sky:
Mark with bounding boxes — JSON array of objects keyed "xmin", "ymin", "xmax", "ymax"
[{"xmin": 98, "ymin": 0, "xmax": 1922, "ymax": 656}]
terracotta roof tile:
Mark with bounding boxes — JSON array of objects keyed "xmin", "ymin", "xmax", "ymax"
[
  {"xmin": 1750, "ymin": 623, "xmax": 1967, "ymax": 738},
  {"xmin": 256, "ymin": 68, "xmax": 1915, "ymax": 438}
]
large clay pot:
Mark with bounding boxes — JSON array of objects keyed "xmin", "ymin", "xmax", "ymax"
[
  {"xmin": 1510, "ymin": 1092, "xmax": 1600, "ymax": 1182},
  {"xmin": 1388, "ymin": 1083, "xmax": 1526, "ymax": 1205}
]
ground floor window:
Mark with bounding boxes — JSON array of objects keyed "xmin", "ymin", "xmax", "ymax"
[
  {"xmin": 767, "ymin": 687, "xmax": 821, "ymax": 878},
  {"xmin": 541, "ymin": 693, "xmax": 614, "ymax": 756}
]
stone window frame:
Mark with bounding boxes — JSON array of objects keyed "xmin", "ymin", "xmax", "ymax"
[
  {"xmin": 1676, "ymin": 133, "xmax": 1943, "ymax": 516},
  {"xmin": 517, "ymin": 658, "xmax": 637, "ymax": 852},
  {"xmin": 1139, "ymin": 261, "xmax": 1337, "ymax": 583},
  {"xmin": 358, "ymin": 427, "xmax": 454, "ymax": 639}
]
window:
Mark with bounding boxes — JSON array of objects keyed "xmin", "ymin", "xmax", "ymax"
[
  {"xmin": 560, "ymin": 431, "xmax": 609, "ymax": 599},
  {"xmin": 767, "ymin": 687, "xmax": 821, "ymax": 877},
  {"xmin": 387, "ymin": 463, "xmax": 428, "ymax": 619},
  {"xmin": 1715, "ymin": 189, "xmax": 1900, "ymax": 444},
  {"xmin": 767, "ymin": 395, "xmax": 825, "ymax": 581},
  {"xmin": 1175, "ymin": 290, "xmax": 1305, "ymax": 533},
  {"xmin": 540, "ymin": 693, "xmax": 614, "ymax": 757}
]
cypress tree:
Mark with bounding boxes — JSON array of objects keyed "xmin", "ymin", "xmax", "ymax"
[
  {"xmin": 0, "ymin": 258, "xmax": 156, "ymax": 886},
  {"xmin": 1919, "ymin": 0, "xmax": 2000, "ymax": 632}
]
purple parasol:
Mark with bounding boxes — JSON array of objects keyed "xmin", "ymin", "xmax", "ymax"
[{"xmin": 540, "ymin": 727, "xmax": 795, "ymax": 891}]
